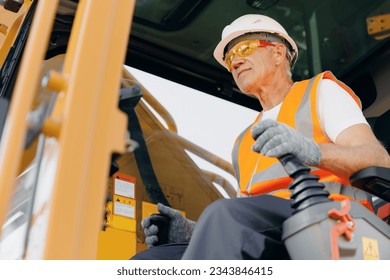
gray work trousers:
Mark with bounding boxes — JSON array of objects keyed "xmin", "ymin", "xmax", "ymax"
[{"xmin": 182, "ymin": 194, "xmax": 293, "ymax": 259}]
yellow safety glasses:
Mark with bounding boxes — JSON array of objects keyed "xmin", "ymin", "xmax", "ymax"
[{"xmin": 224, "ymin": 40, "xmax": 276, "ymax": 71}]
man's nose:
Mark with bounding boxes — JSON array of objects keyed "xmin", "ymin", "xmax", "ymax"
[{"xmin": 231, "ymin": 55, "xmax": 245, "ymax": 70}]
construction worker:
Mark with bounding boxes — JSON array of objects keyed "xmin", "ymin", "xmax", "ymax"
[{"xmin": 132, "ymin": 14, "xmax": 390, "ymax": 260}]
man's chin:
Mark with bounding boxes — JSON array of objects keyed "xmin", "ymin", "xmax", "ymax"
[{"xmin": 239, "ymin": 88, "xmax": 257, "ymax": 99}]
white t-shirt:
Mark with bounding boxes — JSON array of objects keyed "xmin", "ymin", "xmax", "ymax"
[{"xmin": 261, "ymin": 79, "xmax": 368, "ymax": 142}]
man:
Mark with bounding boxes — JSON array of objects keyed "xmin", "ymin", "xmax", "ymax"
[{"xmin": 133, "ymin": 14, "xmax": 390, "ymax": 260}]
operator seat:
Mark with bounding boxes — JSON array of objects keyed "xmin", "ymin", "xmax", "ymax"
[
  {"xmin": 351, "ymin": 109, "xmax": 390, "ymax": 224},
  {"xmin": 372, "ymin": 109, "xmax": 390, "ymax": 154}
]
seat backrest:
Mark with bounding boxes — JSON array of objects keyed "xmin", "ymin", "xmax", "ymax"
[
  {"xmin": 356, "ymin": 110, "xmax": 390, "ymax": 224},
  {"xmin": 372, "ymin": 109, "xmax": 390, "ymax": 153}
]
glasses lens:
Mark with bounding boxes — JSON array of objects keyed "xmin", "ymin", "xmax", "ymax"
[
  {"xmin": 226, "ymin": 55, "xmax": 233, "ymax": 70},
  {"xmin": 225, "ymin": 40, "xmax": 274, "ymax": 71},
  {"xmin": 225, "ymin": 42, "xmax": 254, "ymax": 70},
  {"xmin": 238, "ymin": 44, "xmax": 252, "ymax": 56}
]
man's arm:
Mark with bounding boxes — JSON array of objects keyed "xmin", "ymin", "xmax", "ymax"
[
  {"xmin": 318, "ymin": 123, "xmax": 390, "ymax": 180},
  {"xmin": 252, "ymin": 120, "xmax": 390, "ymax": 180}
]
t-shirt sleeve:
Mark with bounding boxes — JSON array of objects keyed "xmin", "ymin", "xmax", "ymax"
[{"xmin": 317, "ymin": 79, "xmax": 369, "ymax": 143}]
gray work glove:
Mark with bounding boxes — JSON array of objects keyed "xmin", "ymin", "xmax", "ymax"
[
  {"xmin": 252, "ymin": 119, "xmax": 322, "ymax": 166},
  {"xmin": 141, "ymin": 203, "xmax": 196, "ymax": 248}
]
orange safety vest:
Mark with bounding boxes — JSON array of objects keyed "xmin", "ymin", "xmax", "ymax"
[{"xmin": 232, "ymin": 71, "xmax": 363, "ymax": 200}]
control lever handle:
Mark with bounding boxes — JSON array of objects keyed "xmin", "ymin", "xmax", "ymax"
[
  {"xmin": 149, "ymin": 213, "xmax": 170, "ymax": 246},
  {"xmin": 278, "ymin": 154, "xmax": 310, "ymax": 178}
]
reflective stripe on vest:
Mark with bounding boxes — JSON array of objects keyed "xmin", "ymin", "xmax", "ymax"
[{"xmin": 232, "ymin": 71, "xmax": 361, "ymax": 196}]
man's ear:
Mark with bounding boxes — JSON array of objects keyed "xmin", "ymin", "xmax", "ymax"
[{"xmin": 273, "ymin": 44, "xmax": 287, "ymax": 66}]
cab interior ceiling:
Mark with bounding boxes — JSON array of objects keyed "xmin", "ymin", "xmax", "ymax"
[{"xmin": 49, "ymin": 0, "xmax": 388, "ymax": 114}]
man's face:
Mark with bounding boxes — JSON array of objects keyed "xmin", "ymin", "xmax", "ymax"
[{"xmin": 228, "ymin": 41, "xmax": 276, "ymax": 95}]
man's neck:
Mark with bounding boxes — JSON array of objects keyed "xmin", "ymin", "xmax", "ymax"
[{"xmin": 257, "ymin": 78, "xmax": 294, "ymax": 111}]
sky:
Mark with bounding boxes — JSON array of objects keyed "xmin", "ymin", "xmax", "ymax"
[{"xmin": 126, "ymin": 66, "xmax": 259, "ymax": 195}]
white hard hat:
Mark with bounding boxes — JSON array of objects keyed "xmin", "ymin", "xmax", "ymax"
[{"xmin": 213, "ymin": 14, "xmax": 298, "ymax": 69}]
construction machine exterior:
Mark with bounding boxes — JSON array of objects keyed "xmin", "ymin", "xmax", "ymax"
[{"xmin": 0, "ymin": 0, "xmax": 388, "ymax": 259}]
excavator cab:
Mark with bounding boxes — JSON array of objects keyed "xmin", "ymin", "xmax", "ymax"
[{"xmin": 0, "ymin": 0, "xmax": 389, "ymax": 260}]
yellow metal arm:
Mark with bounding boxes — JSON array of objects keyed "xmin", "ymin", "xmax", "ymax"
[
  {"xmin": 0, "ymin": 0, "xmax": 136, "ymax": 259},
  {"xmin": 43, "ymin": 0, "xmax": 135, "ymax": 259}
]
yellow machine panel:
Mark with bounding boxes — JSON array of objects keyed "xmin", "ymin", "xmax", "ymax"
[
  {"xmin": 98, "ymin": 173, "xmax": 138, "ymax": 259},
  {"xmin": 97, "ymin": 228, "xmax": 136, "ymax": 260}
]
